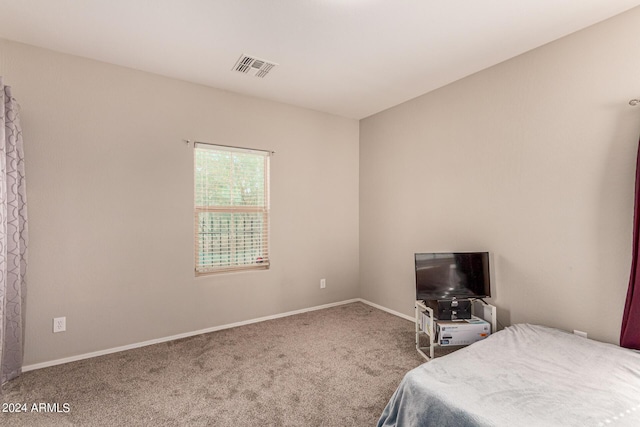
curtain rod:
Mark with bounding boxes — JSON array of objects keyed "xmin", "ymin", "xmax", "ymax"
[{"xmin": 184, "ymin": 139, "xmax": 275, "ymax": 154}]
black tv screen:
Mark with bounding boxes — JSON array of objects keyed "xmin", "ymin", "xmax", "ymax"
[{"xmin": 415, "ymin": 252, "xmax": 491, "ymax": 301}]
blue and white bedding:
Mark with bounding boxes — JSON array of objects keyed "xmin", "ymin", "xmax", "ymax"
[{"xmin": 378, "ymin": 323, "xmax": 640, "ymax": 427}]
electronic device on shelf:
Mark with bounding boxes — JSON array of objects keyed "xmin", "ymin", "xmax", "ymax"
[
  {"xmin": 414, "ymin": 251, "xmax": 491, "ymax": 302},
  {"xmin": 414, "ymin": 298, "xmax": 497, "ymax": 360},
  {"xmin": 426, "ymin": 297, "xmax": 471, "ymax": 320},
  {"xmin": 436, "ymin": 316, "xmax": 491, "ymax": 346}
]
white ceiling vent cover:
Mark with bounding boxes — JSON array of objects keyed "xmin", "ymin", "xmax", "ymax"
[{"xmin": 233, "ymin": 54, "xmax": 278, "ymax": 78}]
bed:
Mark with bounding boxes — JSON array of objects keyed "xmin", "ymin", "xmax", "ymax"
[{"xmin": 378, "ymin": 323, "xmax": 640, "ymax": 427}]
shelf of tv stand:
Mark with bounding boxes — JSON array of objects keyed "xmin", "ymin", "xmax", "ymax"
[{"xmin": 415, "ymin": 299, "xmax": 497, "ymax": 361}]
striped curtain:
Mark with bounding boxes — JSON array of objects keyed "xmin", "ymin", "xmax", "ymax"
[{"xmin": 0, "ymin": 77, "xmax": 28, "ymax": 385}]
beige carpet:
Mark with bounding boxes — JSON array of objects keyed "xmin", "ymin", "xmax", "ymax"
[{"xmin": 1, "ymin": 302, "xmax": 425, "ymax": 426}]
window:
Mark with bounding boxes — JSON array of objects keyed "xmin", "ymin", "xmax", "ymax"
[{"xmin": 194, "ymin": 143, "xmax": 271, "ymax": 275}]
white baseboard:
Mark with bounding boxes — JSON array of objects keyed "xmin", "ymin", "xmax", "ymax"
[
  {"xmin": 23, "ymin": 298, "xmax": 411, "ymax": 373},
  {"xmin": 22, "ymin": 298, "xmax": 361, "ymax": 373},
  {"xmin": 357, "ymin": 298, "xmax": 414, "ymax": 322}
]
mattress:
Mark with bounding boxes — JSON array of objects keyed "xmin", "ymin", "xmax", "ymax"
[{"xmin": 378, "ymin": 323, "xmax": 640, "ymax": 427}]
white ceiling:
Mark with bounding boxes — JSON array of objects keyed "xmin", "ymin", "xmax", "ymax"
[{"xmin": 1, "ymin": 0, "xmax": 639, "ymax": 119}]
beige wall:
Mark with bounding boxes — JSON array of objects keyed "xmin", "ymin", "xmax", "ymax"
[
  {"xmin": 0, "ymin": 39, "xmax": 360, "ymax": 366},
  {"xmin": 2, "ymin": 6, "xmax": 640, "ymax": 367},
  {"xmin": 360, "ymin": 8, "xmax": 640, "ymax": 344}
]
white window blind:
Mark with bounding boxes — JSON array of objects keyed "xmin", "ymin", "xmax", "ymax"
[{"xmin": 194, "ymin": 143, "xmax": 270, "ymax": 275}]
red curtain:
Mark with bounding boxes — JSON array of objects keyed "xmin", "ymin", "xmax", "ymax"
[{"xmin": 621, "ymin": 138, "xmax": 640, "ymax": 349}]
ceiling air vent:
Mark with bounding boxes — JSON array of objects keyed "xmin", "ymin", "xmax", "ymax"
[{"xmin": 233, "ymin": 54, "xmax": 278, "ymax": 78}]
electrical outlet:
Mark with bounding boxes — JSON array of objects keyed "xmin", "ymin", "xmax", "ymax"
[
  {"xmin": 320, "ymin": 278, "xmax": 326, "ymax": 289},
  {"xmin": 573, "ymin": 329, "xmax": 587, "ymax": 338},
  {"xmin": 53, "ymin": 317, "xmax": 66, "ymax": 333}
]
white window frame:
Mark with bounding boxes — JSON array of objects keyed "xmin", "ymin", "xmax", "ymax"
[{"xmin": 194, "ymin": 142, "xmax": 271, "ymax": 275}]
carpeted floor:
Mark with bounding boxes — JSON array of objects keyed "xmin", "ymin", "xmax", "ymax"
[{"xmin": 1, "ymin": 302, "xmax": 426, "ymax": 426}]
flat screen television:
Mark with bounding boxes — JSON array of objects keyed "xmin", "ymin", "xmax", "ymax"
[{"xmin": 415, "ymin": 252, "xmax": 491, "ymax": 301}]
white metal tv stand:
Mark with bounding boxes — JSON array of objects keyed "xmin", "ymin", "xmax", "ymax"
[{"xmin": 415, "ymin": 299, "xmax": 497, "ymax": 361}]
